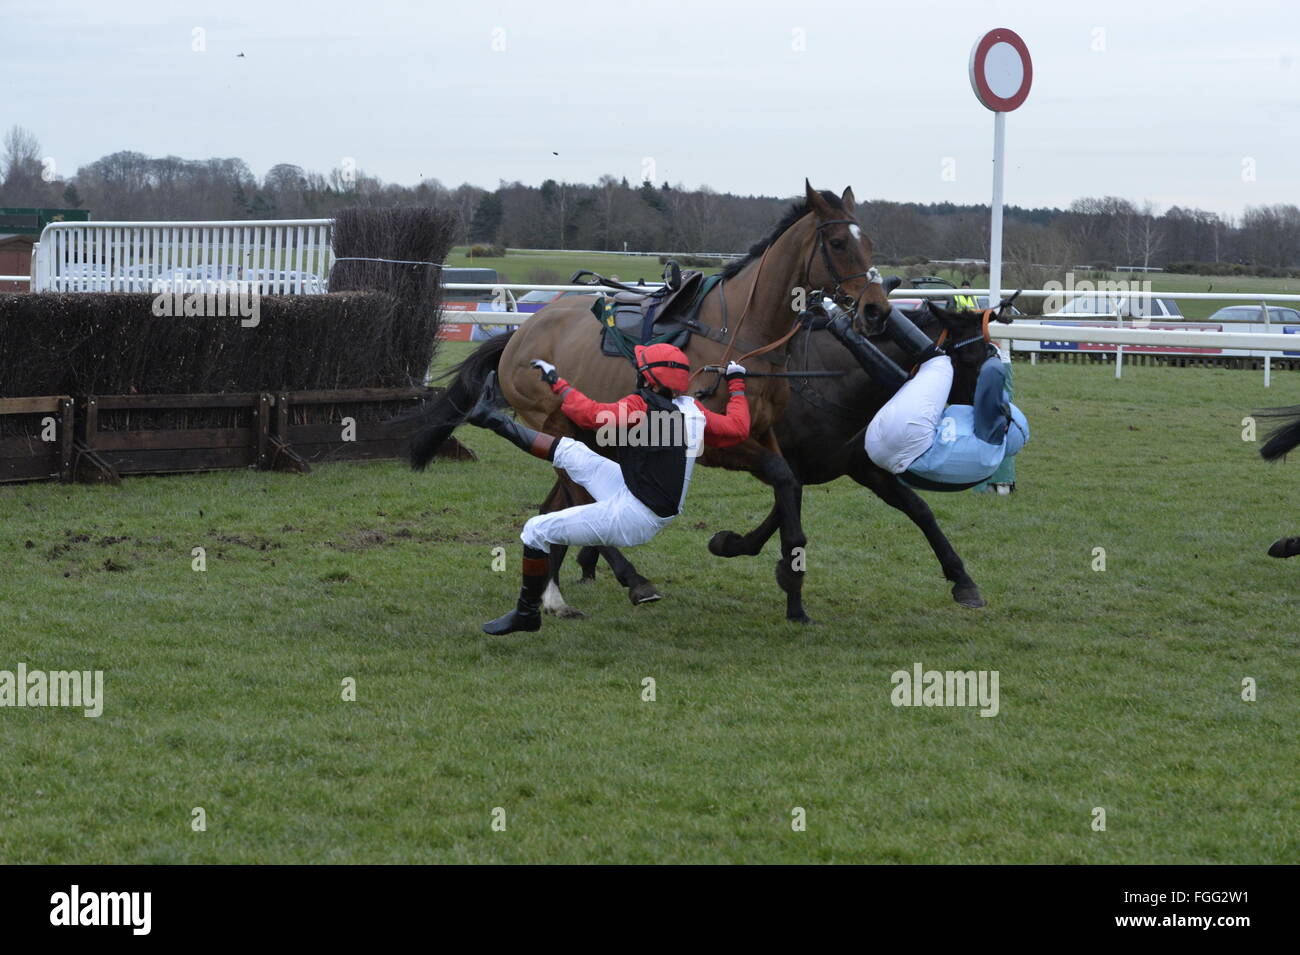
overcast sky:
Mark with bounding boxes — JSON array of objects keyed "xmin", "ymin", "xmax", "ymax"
[{"xmin": 3, "ymin": 0, "xmax": 1296, "ymax": 217}]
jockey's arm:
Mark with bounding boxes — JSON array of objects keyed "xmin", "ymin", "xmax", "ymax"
[
  {"xmin": 549, "ymin": 378, "xmax": 648, "ymax": 430},
  {"xmin": 699, "ymin": 377, "xmax": 750, "ymax": 448}
]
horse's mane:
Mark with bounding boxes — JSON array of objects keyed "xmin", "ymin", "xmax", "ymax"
[{"xmin": 720, "ymin": 191, "xmax": 846, "ymax": 280}]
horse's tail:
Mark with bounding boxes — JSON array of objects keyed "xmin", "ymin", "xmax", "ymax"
[
  {"xmin": 1258, "ymin": 405, "xmax": 1300, "ymax": 461},
  {"xmin": 410, "ymin": 332, "xmax": 513, "ymax": 470}
]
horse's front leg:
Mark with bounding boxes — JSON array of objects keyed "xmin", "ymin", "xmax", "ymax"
[
  {"xmin": 705, "ymin": 436, "xmax": 810, "ymax": 623},
  {"xmin": 1268, "ymin": 536, "xmax": 1300, "ymax": 558},
  {"xmin": 707, "ymin": 501, "xmax": 782, "ymax": 558},
  {"xmin": 848, "ymin": 450, "xmax": 985, "ymax": 608}
]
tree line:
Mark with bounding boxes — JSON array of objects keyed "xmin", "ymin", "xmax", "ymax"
[{"xmin": 3, "ymin": 125, "xmax": 1297, "ymax": 276}]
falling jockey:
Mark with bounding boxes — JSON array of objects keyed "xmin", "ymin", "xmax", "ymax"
[
  {"xmin": 464, "ymin": 342, "xmax": 750, "ymax": 635},
  {"xmin": 825, "ymin": 305, "xmax": 1029, "ymax": 490}
]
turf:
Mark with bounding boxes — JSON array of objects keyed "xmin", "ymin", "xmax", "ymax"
[
  {"xmin": 0, "ymin": 354, "xmax": 1296, "ymax": 863},
  {"xmin": 445, "ymin": 247, "xmax": 724, "ymax": 285}
]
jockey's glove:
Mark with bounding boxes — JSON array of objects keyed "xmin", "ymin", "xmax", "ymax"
[
  {"xmin": 530, "ymin": 359, "xmax": 558, "ymax": 385},
  {"xmin": 725, "ymin": 361, "xmax": 747, "ymax": 381}
]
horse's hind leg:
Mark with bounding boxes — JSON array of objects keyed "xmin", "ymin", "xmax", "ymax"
[
  {"xmin": 849, "ymin": 452, "xmax": 985, "ymax": 608},
  {"xmin": 574, "ymin": 545, "xmax": 661, "ymax": 604},
  {"xmin": 537, "ymin": 477, "xmax": 585, "ymax": 619},
  {"xmin": 576, "ymin": 546, "xmax": 599, "ymax": 581},
  {"xmin": 599, "ymin": 546, "xmax": 661, "ymax": 604}
]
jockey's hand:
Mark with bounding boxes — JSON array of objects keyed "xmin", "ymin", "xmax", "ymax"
[
  {"xmin": 725, "ymin": 361, "xmax": 746, "ymax": 381},
  {"xmin": 530, "ymin": 359, "xmax": 558, "ymax": 385}
]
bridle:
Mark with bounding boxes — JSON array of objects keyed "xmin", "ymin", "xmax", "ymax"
[
  {"xmin": 804, "ymin": 218, "xmax": 874, "ymax": 312},
  {"xmin": 942, "ymin": 308, "xmax": 995, "ymax": 353},
  {"xmin": 691, "ymin": 212, "xmax": 876, "ymax": 390}
]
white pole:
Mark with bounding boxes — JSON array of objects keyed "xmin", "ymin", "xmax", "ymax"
[
  {"xmin": 1115, "ymin": 301, "xmax": 1124, "ymax": 379},
  {"xmin": 989, "ymin": 110, "xmax": 1007, "ymax": 363},
  {"xmin": 1262, "ymin": 299, "xmax": 1271, "ymax": 387}
]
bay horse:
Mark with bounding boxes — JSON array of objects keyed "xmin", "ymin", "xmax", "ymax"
[
  {"xmin": 410, "ymin": 181, "xmax": 890, "ymax": 623},
  {"xmin": 571, "ymin": 301, "xmax": 1010, "ymax": 612}
]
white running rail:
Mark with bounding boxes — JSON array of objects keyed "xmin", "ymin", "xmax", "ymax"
[{"xmin": 32, "ymin": 219, "xmax": 333, "ymax": 294}]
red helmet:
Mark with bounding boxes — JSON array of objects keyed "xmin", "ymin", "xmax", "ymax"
[{"xmin": 634, "ymin": 343, "xmax": 691, "ymax": 393}]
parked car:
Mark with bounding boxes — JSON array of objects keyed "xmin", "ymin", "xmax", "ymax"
[
  {"xmin": 1044, "ymin": 293, "xmax": 1182, "ymax": 319},
  {"xmin": 1207, "ymin": 305, "xmax": 1300, "ymax": 324}
]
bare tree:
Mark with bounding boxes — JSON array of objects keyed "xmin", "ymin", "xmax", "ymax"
[
  {"xmin": 2, "ymin": 125, "xmax": 40, "ymax": 180},
  {"xmin": 1133, "ymin": 200, "xmax": 1164, "ymax": 270},
  {"xmin": 1, "ymin": 125, "xmax": 52, "ymax": 205}
]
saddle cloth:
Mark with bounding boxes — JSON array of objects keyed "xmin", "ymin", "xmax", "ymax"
[{"xmin": 588, "ymin": 269, "xmax": 721, "ymax": 358}]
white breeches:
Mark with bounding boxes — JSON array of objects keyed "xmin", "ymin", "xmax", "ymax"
[
  {"xmin": 520, "ymin": 437, "xmax": 670, "ymax": 552},
  {"xmin": 864, "ymin": 355, "xmax": 953, "ymax": 474}
]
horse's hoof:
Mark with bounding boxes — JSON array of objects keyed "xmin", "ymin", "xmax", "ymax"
[
  {"xmin": 1268, "ymin": 537, "xmax": 1300, "ymax": 558},
  {"xmin": 575, "ymin": 574, "xmax": 596, "ymax": 585},
  {"xmin": 629, "ymin": 582, "xmax": 662, "ymax": 605},
  {"xmin": 787, "ymin": 612, "xmax": 813, "ymax": 624},
  {"xmin": 546, "ymin": 604, "xmax": 585, "ymax": 619},
  {"xmin": 708, "ymin": 531, "xmax": 744, "ymax": 557},
  {"xmin": 952, "ymin": 585, "xmax": 987, "ymax": 609}
]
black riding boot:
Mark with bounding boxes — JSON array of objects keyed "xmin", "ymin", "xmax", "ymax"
[
  {"xmin": 827, "ymin": 313, "xmax": 909, "ymax": 393},
  {"xmin": 483, "ymin": 546, "xmax": 549, "ymax": 634},
  {"xmin": 465, "ymin": 372, "xmax": 558, "ymax": 460},
  {"xmin": 882, "ymin": 306, "xmax": 943, "ymax": 364}
]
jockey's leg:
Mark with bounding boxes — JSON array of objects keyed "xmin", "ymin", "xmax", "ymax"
[
  {"xmin": 882, "ymin": 306, "xmax": 943, "ymax": 364},
  {"xmin": 465, "ymin": 371, "xmax": 558, "ymax": 460},
  {"xmin": 551, "ymin": 437, "xmax": 625, "ymax": 501},
  {"xmin": 826, "ymin": 312, "xmax": 909, "ymax": 391},
  {"xmin": 864, "ymin": 355, "xmax": 954, "ymax": 474},
  {"xmin": 482, "ymin": 545, "xmax": 550, "ymax": 635}
]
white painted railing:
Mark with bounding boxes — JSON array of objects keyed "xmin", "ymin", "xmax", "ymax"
[
  {"xmin": 32, "ymin": 219, "xmax": 333, "ymax": 294},
  {"xmin": 436, "ymin": 283, "xmax": 1300, "ymax": 385}
]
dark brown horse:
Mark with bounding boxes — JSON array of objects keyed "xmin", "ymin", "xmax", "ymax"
[
  {"xmin": 410, "ymin": 182, "xmax": 889, "ymax": 622},
  {"xmin": 571, "ymin": 302, "xmax": 1008, "ymax": 612}
]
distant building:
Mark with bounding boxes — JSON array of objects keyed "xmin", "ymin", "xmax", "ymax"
[{"xmin": 0, "ymin": 208, "xmax": 91, "ymax": 291}]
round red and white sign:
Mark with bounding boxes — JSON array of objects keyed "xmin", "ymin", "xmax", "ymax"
[{"xmin": 969, "ymin": 28, "xmax": 1032, "ymax": 112}]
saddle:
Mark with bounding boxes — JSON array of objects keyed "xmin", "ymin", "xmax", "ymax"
[{"xmin": 575, "ymin": 264, "xmax": 719, "ymax": 358}]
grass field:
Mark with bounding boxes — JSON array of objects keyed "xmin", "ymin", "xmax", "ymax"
[
  {"xmin": 445, "ymin": 247, "xmax": 722, "ymax": 285},
  {"xmin": 1, "ymin": 351, "xmax": 1297, "ymax": 863}
]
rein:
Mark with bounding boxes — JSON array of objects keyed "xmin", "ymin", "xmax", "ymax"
[
  {"xmin": 943, "ymin": 309, "xmax": 994, "ymax": 353},
  {"xmin": 692, "ymin": 214, "xmax": 868, "ymax": 388}
]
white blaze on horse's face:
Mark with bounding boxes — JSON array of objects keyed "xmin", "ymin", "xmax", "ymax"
[{"xmin": 850, "ymin": 224, "xmax": 862, "ymax": 242}]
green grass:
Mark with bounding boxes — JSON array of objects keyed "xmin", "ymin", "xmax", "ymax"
[
  {"xmin": 1, "ymin": 354, "xmax": 1297, "ymax": 863},
  {"xmin": 445, "ymin": 247, "xmax": 724, "ymax": 285}
]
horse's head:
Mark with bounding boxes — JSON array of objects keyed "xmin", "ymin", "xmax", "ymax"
[
  {"xmin": 923, "ymin": 301, "xmax": 1012, "ymax": 402},
  {"xmin": 801, "ymin": 180, "xmax": 889, "ymax": 318}
]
